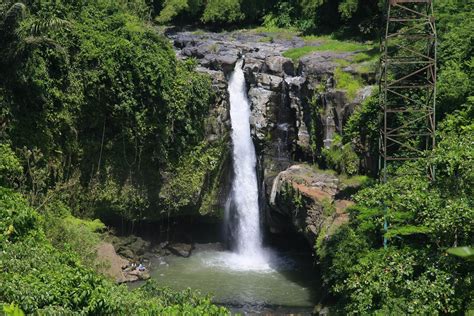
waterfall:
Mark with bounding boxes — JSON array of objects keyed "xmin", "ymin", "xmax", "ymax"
[{"xmin": 227, "ymin": 60, "xmax": 267, "ymax": 267}]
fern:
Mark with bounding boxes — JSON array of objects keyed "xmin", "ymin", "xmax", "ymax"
[{"xmin": 29, "ymin": 17, "xmax": 71, "ymax": 36}]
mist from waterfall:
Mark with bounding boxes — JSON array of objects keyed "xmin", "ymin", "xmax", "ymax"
[{"xmin": 226, "ymin": 59, "xmax": 268, "ymax": 269}]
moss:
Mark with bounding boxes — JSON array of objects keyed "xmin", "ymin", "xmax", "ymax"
[
  {"xmin": 334, "ymin": 58, "xmax": 351, "ymax": 68},
  {"xmin": 258, "ymin": 36, "xmax": 274, "ymax": 43},
  {"xmin": 199, "ymin": 141, "xmax": 229, "ymax": 217},
  {"xmin": 334, "ymin": 67, "xmax": 363, "ymax": 101}
]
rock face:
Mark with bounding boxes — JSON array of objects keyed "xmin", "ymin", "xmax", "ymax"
[
  {"xmin": 267, "ymin": 164, "xmax": 354, "ymax": 244},
  {"xmin": 168, "ymin": 30, "xmax": 374, "ymax": 245}
]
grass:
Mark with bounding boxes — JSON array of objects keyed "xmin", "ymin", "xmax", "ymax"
[
  {"xmin": 208, "ymin": 43, "xmax": 219, "ymax": 53},
  {"xmin": 355, "ymin": 64, "xmax": 375, "ymax": 74},
  {"xmin": 334, "ymin": 67, "xmax": 363, "ymax": 100},
  {"xmin": 334, "ymin": 58, "xmax": 351, "ymax": 67},
  {"xmin": 351, "ymin": 49, "xmax": 380, "ymax": 74},
  {"xmin": 283, "ymin": 36, "xmax": 374, "ymax": 61},
  {"xmin": 339, "ymin": 175, "xmax": 370, "ymax": 187},
  {"xmin": 238, "ymin": 26, "xmax": 299, "ymax": 40}
]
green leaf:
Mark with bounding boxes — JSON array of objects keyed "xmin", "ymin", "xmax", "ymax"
[{"xmin": 447, "ymin": 247, "xmax": 474, "ymax": 261}]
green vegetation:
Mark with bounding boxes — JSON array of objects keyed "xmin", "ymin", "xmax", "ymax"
[
  {"xmin": 319, "ymin": 131, "xmax": 473, "ymax": 313},
  {"xmin": 448, "ymin": 247, "xmax": 474, "ymax": 261},
  {"xmin": 0, "ymin": 0, "xmax": 218, "ymax": 222},
  {"xmin": 244, "ymin": 26, "xmax": 299, "ymax": 40},
  {"xmin": 0, "ymin": 150, "xmax": 227, "ymax": 314},
  {"xmin": 334, "ymin": 67, "xmax": 363, "ymax": 100},
  {"xmin": 322, "ymin": 134, "xmax": 359, "ymax": 176},
  {"xmin": 0, "ymin": 1, "xmax": 227, "ymax": 314},
  {"xmin": 317, "ymin": 3, "xmax": 474, "ymax": 314},
  {"xmin": 283, "ymin": 37, "xmax": 372, "ymax": 61},
  {"xmin": 339, "ymin": 174, "xmax": 369, "ymax": 187},
  {"xmin": 201, "ymin": 0, "xmax": 243, "ymax": 24},
  {"xmin": 151, "ymin": 0, "xmax": 384, "ymax": 36},
  {"xmin": 0, "ymin": 0, "xmax": 473, "ymax": 314},
  {"xmin": 160, "ymin": 139, "xmax": 228, "ymax": 216}
]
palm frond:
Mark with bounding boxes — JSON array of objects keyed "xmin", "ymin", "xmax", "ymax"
[{"xmin": 30, "ymin": 17, "xmax": 71, "ymax": 36}]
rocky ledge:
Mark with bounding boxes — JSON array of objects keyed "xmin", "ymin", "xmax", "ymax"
[
  {"xmin": 168, "ymin": 30, "xmax": 375, "ymax": 174},
  {"xmin": 266, "ymin": 164, "xmax": 357, "ymax": 246}
]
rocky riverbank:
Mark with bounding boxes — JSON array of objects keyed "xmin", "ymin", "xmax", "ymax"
[{"xmin": 95, "ymin": 234, "xmax": 202, "ymax": 283}]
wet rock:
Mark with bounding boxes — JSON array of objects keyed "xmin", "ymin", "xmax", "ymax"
[
  {"xmin": 193, "ymin": 242, "xmax": 224, "ymax": 252},
  {"xmin": 248, "ymin": 87, "xmax": 278, "ymax": 141},
  {"xmin": 215, "ymin": 55, "xmax": 238, "ymax": 74},
  {"xmin": 202, "ymin": 54, "xmax": 238, "ymax": 74},
  {"xmin": 166, "ymin": 243, "xmax": 194, "ymax": 257},
  {"xmin": 138, "ymin": 271, "xmax": 151, "ymax": 281},
  {"xmin": 243, "ymin": 57, "xmax": 265, "ymax": 81}
]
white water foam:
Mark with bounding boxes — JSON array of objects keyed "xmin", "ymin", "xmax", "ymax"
[{"xmin": 201, "ymin": 249, "xmax": 295, "ymax": 273}]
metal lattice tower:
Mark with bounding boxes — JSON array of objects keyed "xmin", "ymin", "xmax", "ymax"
[{"xmin": 379, "ymin": 0, "xmax": 437, "ymax": 181}]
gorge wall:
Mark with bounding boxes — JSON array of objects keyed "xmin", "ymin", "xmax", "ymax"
[{"xmin": 168, "ymin": 30, "xmax": 375, "ymax": 245}]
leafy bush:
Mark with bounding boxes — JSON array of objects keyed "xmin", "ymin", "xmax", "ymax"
[
  {"xmin": 156, "ymin": 0, "xmax": 191, "ymax": 23},
  {"xmin": 0, "ymin": 187, "xmax": 38, "ymax": 244},
  {"xmin": 201, "ymin": 0, "xmax": 243, "ymax": 24},
  {"xmin": 322, "ymin": 134, "xmax": 359, "ymax": 175},
  {"xmin": 0, "ymin": 144, "xmax": 22, "ymax": 187},
  {"xmin": 0, "ymin": 1, "xmax": 214, "ymax": 221},
  {"xmin": 319, "ymin": 121, "xmax": 474, "ymax": 314},
  {"xmin": 159, "ymin": 140, "xmax": 227, "ymax": 216},
  {"xmin": 335, "ymin": 247, "xmax": 464, "ymax": 315},
  {"xmin": 1, "ymin": 236, "xmax": 228, "ymax": 315},
  {"xmin": 0, "ymin": 189, "xmax": 228, "ymax": 315}
]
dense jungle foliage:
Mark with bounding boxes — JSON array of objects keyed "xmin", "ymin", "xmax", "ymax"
[
  {"xmin": 152, "ymin": 0, "xmax": 384, "ymax": 36},
  {"xmin": 0, "ymin": 0, "xmax": 222, "ymax": 223},
  {"xmin": 0, "ymin": 0, "xmax": 473, "ymax": 314},
  {"xmin": 0, "ymin": 0, "xmax": 227, "ymax": 314},
  {"xmin": 318, "ymin": 1, "xmax": 474, "ymax": 314}
]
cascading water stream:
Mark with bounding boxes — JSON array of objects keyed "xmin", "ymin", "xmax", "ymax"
[{"xmin": 225, "ymin": 59, "xmax": 269, "ymax": 269}]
